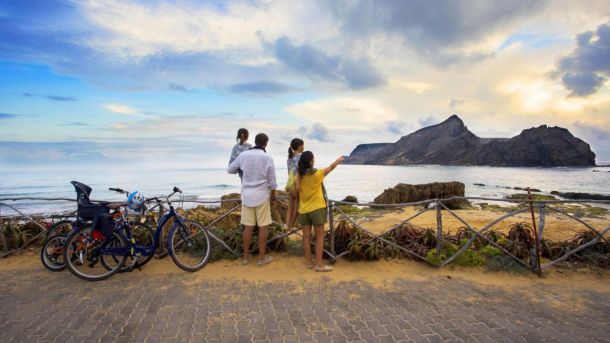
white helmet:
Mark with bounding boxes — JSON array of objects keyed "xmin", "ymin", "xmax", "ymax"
[{"xmin": 128, "ymin": 191, "xmax": 145, "ymax": 211}]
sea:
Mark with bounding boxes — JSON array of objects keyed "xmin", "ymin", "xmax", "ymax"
[{"xmin": 1, "ymin": 164, "xmax": 609, "ymax": 215}]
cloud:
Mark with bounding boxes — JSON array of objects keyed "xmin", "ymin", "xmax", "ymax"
[
  {"xmin": 227, "ymin": 81, "xmax": 297, "ymax": 95},
  {"xmin": 418, "ymin": 116, "xmax": 438, "ymax": 128},
  {"xmin": 22, "ymin": 92, "xmax": 78, "ymax": 101},
  {"xmin": 60, "ymin": 121, "xmax": 90, "ymax": 127},
  {"xmin": 561, "ymin": 73, "xmax": 606, "ymax": 97},
  {"xmin": 450, "ymin": 98, "xmax": 465, "ymax": 109},
  {"xmin": 103, "ymin": 103, "xmax": 140, "ymax": 115},
  {"xmin": 168, "ymin": 83, "xmax": 195, "ymax": 92},
  {"xmin": 391, "ymin": 80, "xmax": 438, "ymax": 94},
  {"xmin": 327, "ymin": 0, "xmax": 545, "ymax": 66},
  {"xmin": 574, "ymin": 122, "xmax": 610, "ymax": 140},
  {"xmin": 0, "ymin": 112, "xmax": 18, "ymax": 119},
  {"xmin": 556, "ymin": 23, "xmax": 610, "ymax": 97},
  {"xmin": 273, "ymin": 36, "xmax": 385, "ymax": 89},
  {"xmin": 385, "ymin": 120, "xmax": 411, "ymax": 135},
  {"xmin": 284, "ymin": 96, "xmax": 399, "ymax": 130},
  {"xmin": 299, "ymin": 122, "xmax": 333, "ymax": 142}
]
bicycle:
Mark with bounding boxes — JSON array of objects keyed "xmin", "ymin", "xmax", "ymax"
[
  {"xmin": 40, "ymin": 219, "xmax": 87, "ymax": 272},
  {"xmin": 63, "ymin": 187, "xmax": 212, "ymax": 281},
  {"xmin": 40, "ymin": 186, "xmax": 153, "ymax": 272}
]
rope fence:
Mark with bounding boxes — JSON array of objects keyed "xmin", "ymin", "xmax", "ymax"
[{"xmin": 1, "ymin": 194, "xmax": 609, "ymax": 276}]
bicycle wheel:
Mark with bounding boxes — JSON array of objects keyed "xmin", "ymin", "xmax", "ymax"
[
  {"xmin": 108, "ymin": 223, "xmax": 154, "ymax": 271},
  {"xmin": 64, "ymin": 228, "xmax": 127, "ymax": 281},
  {"xmin": 130, "ymin": 222, "xmax": 155, "ymax": 268},
  {"xmin": 40, "ymin": 220, "xmax": 73, "ymax": 271},
  {"xmin": 41, "ymin": 235, "xmax": 69, "ymax": 271},
  {"xmin": 167, "ymin": 220, "xmax": 211, "ymax": 272},
  {"xmin": 44, "ymin": 220, "xmax": 72, "ymax": 240}
]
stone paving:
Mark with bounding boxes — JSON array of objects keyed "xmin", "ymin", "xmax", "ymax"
[{"xmin": 0, "ymin": 266, "xmax": 609, "ymax": 343}]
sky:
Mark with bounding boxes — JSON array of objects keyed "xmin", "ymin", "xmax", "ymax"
[{"xmin": 1, "ymin": 0, "xmax": 610, "ymax": 168}]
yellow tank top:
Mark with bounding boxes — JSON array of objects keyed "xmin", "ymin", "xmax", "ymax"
[{"xmin": 298, "ymin": 170, "xmax": 326, "ymax": 213}]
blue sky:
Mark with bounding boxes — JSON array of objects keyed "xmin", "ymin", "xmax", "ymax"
[{"xmin": 1, "ymin": 0, "xmax": 610, "ymax": 167}]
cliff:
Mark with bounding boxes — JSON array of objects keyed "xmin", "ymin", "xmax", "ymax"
[{"xmin": 345, "ymin": 115, "xmax": 596, "ymax": 167}]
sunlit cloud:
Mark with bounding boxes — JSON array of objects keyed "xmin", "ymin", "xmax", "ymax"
[
  {"xmin": 103, "ymin": 103, "xmax": 140, "ymax": 115},
  {"xmin": 391, "ymin": 80, "xmax": 438, "ymax": 94},
  {"xmin": 284, "ymin": 96, "xmax": 399, "ymax": 130}
]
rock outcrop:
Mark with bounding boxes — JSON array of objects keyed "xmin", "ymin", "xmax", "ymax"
[
  {"xmin": 345, "ymin": 115, "xmax": 596, "ymax": 167},
  {"xmin": 220, "ymin": 191, "xmax": 289, "ymax": 224},
  {"xmin": 550, "ymin": 191, "xmax": 610, "ymax": 201},
  {"xmin": 373, "ymin": 182, "xmax": 470, "ymax": 209}
]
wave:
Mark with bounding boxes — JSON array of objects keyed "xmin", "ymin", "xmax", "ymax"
[{"xmin": 206, "ymin": 184, "xmax": 234, "ymax": 189}]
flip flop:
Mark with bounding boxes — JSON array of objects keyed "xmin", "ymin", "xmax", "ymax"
[
  {"xmin": 315, "ymin": 265, "xmax": 334, "ymax": 272},
  {"xmin": 257, "ymin": 255, "xmax": 273, "ymax": 266}
]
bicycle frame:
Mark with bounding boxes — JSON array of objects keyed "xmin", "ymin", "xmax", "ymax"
[{"xmin": 117, "ymin": 193, "xmax": 186, "ymax": 257}]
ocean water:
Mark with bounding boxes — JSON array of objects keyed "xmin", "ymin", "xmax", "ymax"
[{"xmin": 1, "ymin": 164, "xmax": 609, "ymax": 215}]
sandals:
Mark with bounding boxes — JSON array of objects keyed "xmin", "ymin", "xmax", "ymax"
[
  {"xmin": 315, "ymin": 265, "xmax": 334, "ymax": 272},
  {"xmin": 257, "ymin": 255, "xmax": 273, "ymax": 266},
  {"xmin": 242, "ymin": 254, "xmax": 252, "ymax": 265}
]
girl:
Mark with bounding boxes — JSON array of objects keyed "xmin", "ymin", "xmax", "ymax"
[
  {"xmin": 285, "ymin": 138, "xmax": 304, "ymax": 229},
  {"xmin": 228, "ymin": 128, "xmax": 252, "ymax": 179},
  {"xmin": 295, "ymin": 151, "xmax": 344, "ymax": 272}
]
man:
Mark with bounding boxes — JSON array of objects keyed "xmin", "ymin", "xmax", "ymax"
[{"xmin": 227, "ymin": 133, "xmax": 277, "ymax": 265}]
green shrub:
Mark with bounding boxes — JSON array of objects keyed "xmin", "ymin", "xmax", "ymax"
[
  {"xmin": 479, "ymin": 245, "xmax": 502, "ymax": 258},
  {"xmin": 485, "ymin": 255, "xmax": 529, "ymax": 273},
  {"xmin": 454, "ymin": 249, "xmax": 486, "ymax": 267}
]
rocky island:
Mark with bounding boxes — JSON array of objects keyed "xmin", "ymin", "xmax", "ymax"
[{"xmin": 346, "ymin": 115, "xmax": 596, "ymax": 167}]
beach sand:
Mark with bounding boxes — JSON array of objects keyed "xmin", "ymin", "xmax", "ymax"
[
  {"xmin": 2, "ymin": 252, "xmax": 609, "ymax": 299},
  {"xmin": 358, "ymin": 206, "xmax": 610, "ymax": 241}
]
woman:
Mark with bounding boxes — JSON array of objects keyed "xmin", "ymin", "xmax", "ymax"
[
  {"xmin": 295, "ymin": 151, "xmax": 344, "ymax": 272},
  {"xmin": 285, "ymin": 138, "xmax": 304, "ymax": 229},
  {"xmin": 228, "ymin": 128, "xmax": 251, "ymax": 179}
]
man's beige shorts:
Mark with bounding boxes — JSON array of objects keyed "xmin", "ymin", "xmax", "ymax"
[{"xmin": 241, "ymin": 199, "xmax": 272, "ymax": 226}]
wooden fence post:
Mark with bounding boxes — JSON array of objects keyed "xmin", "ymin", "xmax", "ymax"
[
  {"xmin": 329, "ymin": 201, "xmax": 336, "ymax": 263},
  {"xmin": 436, "ymin": 200, "xmax": 443, "ymax": 260}
]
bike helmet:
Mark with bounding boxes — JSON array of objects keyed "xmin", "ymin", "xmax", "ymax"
[{"xmin": 128, "ymin": 191, "xmax": 145, "ymax": 211}]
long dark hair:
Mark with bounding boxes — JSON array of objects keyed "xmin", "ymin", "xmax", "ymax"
[
  {"xmin": 288, "ymin": 138, "xmax": 304, "ymax": 158},
  {"xmin": 236, "ymin": 128, "xmax": 249, "ymax": 143},
  {"xmin": 297, "ymin": 151, "xmax": 314, "ymax": 176}
]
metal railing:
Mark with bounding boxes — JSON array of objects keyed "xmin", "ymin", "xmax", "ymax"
[{"xmin": 1, "ymin": 194, "xmax": 608, "ymax": 276}]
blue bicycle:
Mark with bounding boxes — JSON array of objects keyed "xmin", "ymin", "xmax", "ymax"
[
  {"xmin": 40, "ymin": 186, "xmax": 153, "ymax": 272},
  {"xmin": 64, "ymin": 187, "xmax": 212, "ymax": 281}
]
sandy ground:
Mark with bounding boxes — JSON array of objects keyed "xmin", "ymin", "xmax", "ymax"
[
  {"xmin": 360, "ymin": 207, "xmax": 610, "ymax": 241},
  {"xmin": 2, "ymin": 251, "xmax": 609, "ymax": 297}
]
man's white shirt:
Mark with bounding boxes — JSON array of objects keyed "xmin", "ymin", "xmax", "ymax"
[{"xmin": 227, "ymin": 148, "xmax": 277, "ymax": 207}]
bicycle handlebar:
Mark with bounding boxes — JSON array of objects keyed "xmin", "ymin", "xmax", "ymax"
[
  {"xmin": 109, "ymin": 187, "xmax": 128, "ymax": 195},
  {"xmin": 145, "ymin": 187, "xmax": 183, "ymax": 206}
]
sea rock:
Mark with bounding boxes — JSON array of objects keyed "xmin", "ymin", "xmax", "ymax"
[
  {"xmin": 373, "ymin": 182, "xmax": 470, "ymax": 209},
  {"xmin": 220, "ymin": 191, "xmax": 290, "ymax": 224},
  {"xmin": 186, "ymin": 206, "xmax": 240, "ymax": 230},
  {"xmin": 513, "ymin": 187, "xmax": 541, "ymax": 192},
  {"xmin": 504, "ymin": 194, "xmax": 557, "ymax": 201},
  {"xmin": 342, "ymin": 195, "xmax": 358, "ymax": 203},
  {"xmin": 220, "ymin": 193, "xmax": 241, "ymax": 211},
  {"xmin": 550, "ymin": 191, "xmax": 610, "ymax": 201},
  {"xmin": 345, "ymin": 114, "xmax": 596, "ymax": 167},
  {"xmin": 474, "ymin": 183, "xmax": 485, "ymax": 186}
]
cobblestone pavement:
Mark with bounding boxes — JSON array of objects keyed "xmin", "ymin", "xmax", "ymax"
[{"xmin": 0, "ymin": 265, "xmax": 608, "ymax": 343}]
